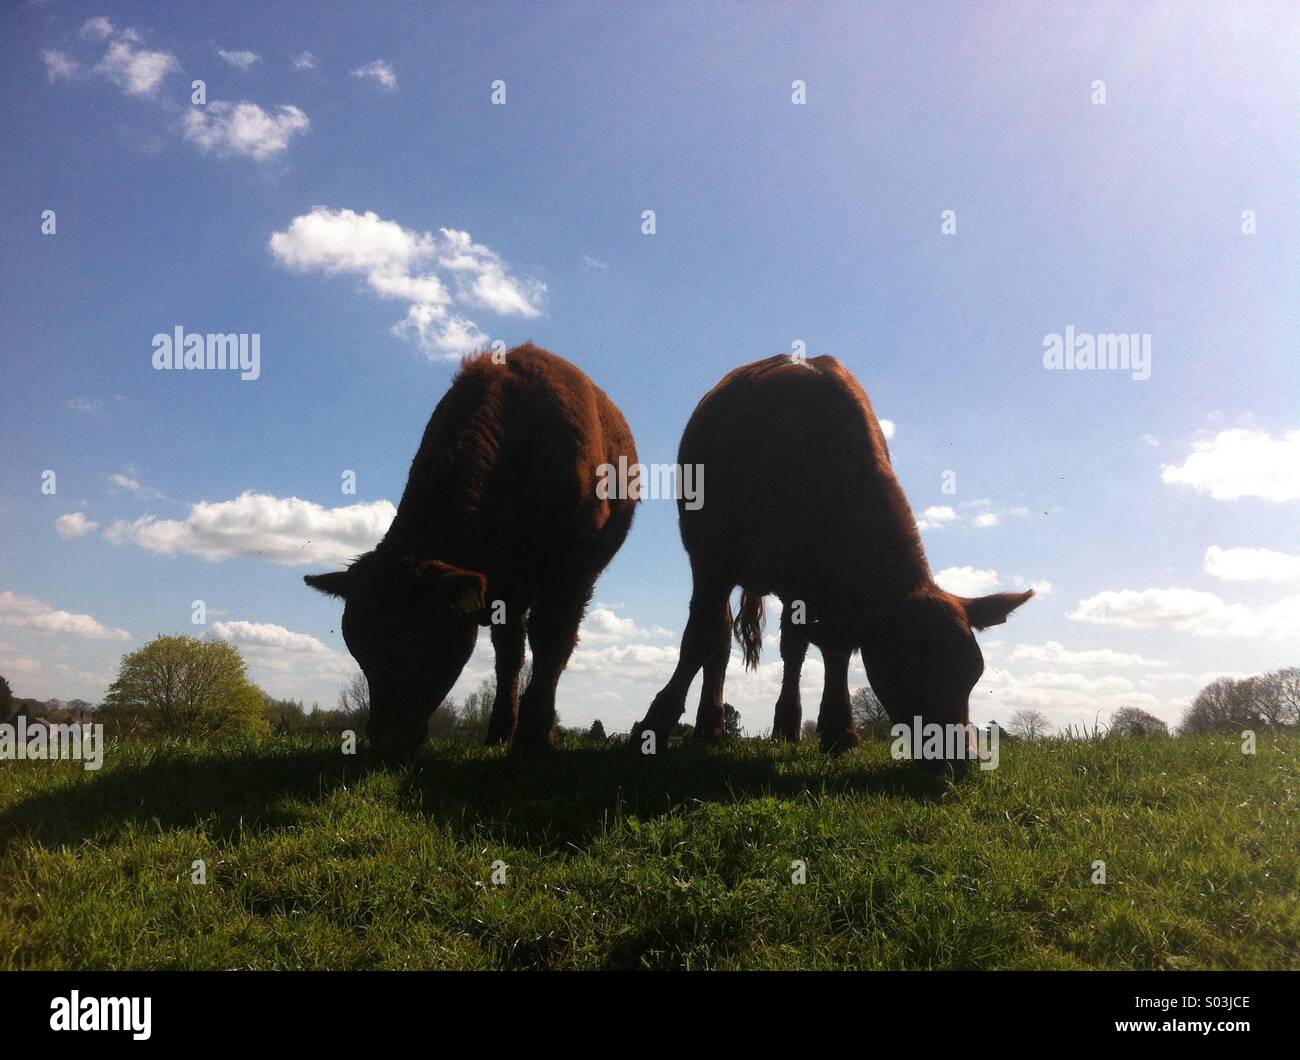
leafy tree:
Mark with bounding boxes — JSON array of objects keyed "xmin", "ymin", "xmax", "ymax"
[
  {"xmin": 0, "ymin": 675, "xmax": 13, "ymax": 724},
  {"xmin": 427, "ymin": 697, "xmax": 459, "ymax": 740},
  {"xmin": 99, "ymin": 635, "xmax": 269, "ymax": 738},
  {"xmin": 264, "ymin": 695, "xmax": 308, "ymax": 734},
  {"xmin": 723, "ymin": 702, "xmax": 742, "ymax": 739},
  {"xmin": 1008, "ymin": 708, "xmax": 1049, "ymax": 740},
  {"xmin": 587, "ymin": 718, "xmax": 607, "ymax": 742},
  {"xmin": 1109, "ymin": 706, "xmax": 1168, "ymax": 737}
]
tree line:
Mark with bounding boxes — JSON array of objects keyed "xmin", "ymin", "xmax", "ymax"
[{"xmin": 1, "ymin": 635, "xmax": 1294, "ymax": 743}]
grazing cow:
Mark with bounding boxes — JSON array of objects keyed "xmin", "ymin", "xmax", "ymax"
[
  {"xmin": 630, "ymin": 354, "xmax": 1032, "ymax": 754},
  {"xmin": 305, "ymin": 344, "xmax": 638, "ymax": 759}
]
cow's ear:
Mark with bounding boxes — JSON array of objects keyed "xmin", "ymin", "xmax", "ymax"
[
  {"xmin": 304, "ymin": 570, "xmax": 350, "ymax": 599},
  {"xmin": 963, "ymin": 590, "xmax": 1033, "ymax": 631}
]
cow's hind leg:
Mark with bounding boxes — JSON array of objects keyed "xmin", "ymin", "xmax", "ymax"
[
  {"xmin": 513, "ymin": 594, "xmax": 587, "ymax": 753},
  {"xmin": 692, "ymin": 596, "xmax": 734, "ymax": 741},
  {"xmin": 772, "ymin": 605, "xmax": 808, "ymax": 742},
  {"xmin": 630, "ymin": 578, "xmax": 731, "ymax": 755},
  {"xmin": 817, "ymin": 646, "xmax": 860, "ymax": 753},
  {"xmin": 485, "ymin": 610, "xmax": 527, "ymax": 746}
]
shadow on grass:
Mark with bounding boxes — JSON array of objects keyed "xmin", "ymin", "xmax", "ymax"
[{"xmin": 0, "ymin": 738, "xmax": 956, "ymax": 856}]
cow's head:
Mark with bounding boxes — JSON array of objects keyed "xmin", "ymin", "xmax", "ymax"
[
  {"xmin": 862, "ymin": 586, "xmax": 1032, "ymax": 752},
  {"xmin": 304, "ymin": 551, "xmax": 486, "ymax": 760}
]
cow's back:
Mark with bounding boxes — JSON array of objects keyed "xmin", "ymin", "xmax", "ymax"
[
  {"xmin": 677, "ymin": 354, "xmax": 924, "ymax": 600},
  {"xmin": 382, "ymin": 344, "xmax": 637, "ymax": 582}
]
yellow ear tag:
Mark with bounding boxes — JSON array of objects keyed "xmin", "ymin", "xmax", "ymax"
[{"xmin": 454, "ymin": 586, "xmax": 484, "ymax": 615}]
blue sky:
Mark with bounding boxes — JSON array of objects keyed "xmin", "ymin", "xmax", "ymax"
[{"xmin": 2, "ymin": 1, "xmax": 1297, "ymax": 733}]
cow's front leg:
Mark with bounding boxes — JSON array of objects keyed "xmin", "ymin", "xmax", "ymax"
[
  {"xmin": 817, "ymin": 646, "xmax": 860, "ymax": 753},
  {"xmin": 485, "ymin": 610, "xmax": 527, "ymax": 746}
]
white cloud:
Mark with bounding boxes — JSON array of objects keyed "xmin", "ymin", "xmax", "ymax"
[
  {"xmin": 108, "ymin": 470, "xmax": 163, "ymax": 500},
  {"xmin": 269, "ymin": 207, "xmax": 544, "ymax": 360},
  {"xmin": 216, "ymin": 48, "xmax": 260, "ymax": 70},
  {"xmin": 80, "ymin": 17, "xmax": 116, "ymax": 40},
  {"xmin": 878, "ymin": 419, "xmax": 896, "ymax": 440},
  {"xmin": 1009, "ymin": 640, "xmax": 1164, "ymax": 669},
  {"xmin": 95, "ymin": 35, "xmax": 179, "ymax": 97},
  {"xmin": 973, "ymin": 512, "xmax": 1000, "ymax": 528},
  {"xmin": 1161, "ymin": 428, "xmax": 1300, "ymax": 502},
  {"xmin": 209, "ymin": 620, "xmax": 357, "ymax": 688},
  {"xmin": 292, "ymin": 51, "xmax": 318, "ymax": 71},
  {"xmin": 1070, "ymin": 586, "xmax": 1300, "ymax": 640},
  {"xmin": 0, "ymin": 591, "xmax": 129, "ymax": 641},
  {"xmin": 42, "ymin": 50, "xmax": 80, "ymax": 82},
  {"xmin": 580, "ymin": 607, "xmax": 672, "ymax": 644},
  {"xmin": 934, "ymin": 566, "xmax": 1001, "ymax": 596},
  {"xmin": 65, "ymin": 396, "xmax": 102, "ymax": 413},
  {"xmin": 351, "ymin": 59, "xmax": 397, "ymax": 90},
  {"xmin": 103, "ymin": 491, "xmax": 395, "ymax": 566},
  {"xmin": 182, "ymin": 101, "xmax": 310, "ymax": 161},
  {"xmin": 916, "ymin": 505, "xmax": 957, "ymax": 530},
  {"xmin": 55, "ymin": 512, "xmax": 99, "ymax": 538},
  {"xmin": 1203, "ymin": 545, "xmax": 1300, "ymax": 583}
]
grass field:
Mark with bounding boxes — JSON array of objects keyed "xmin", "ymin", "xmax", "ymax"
[{"xmin": 1, "ymin": 732, "xmax": 1296, "ymax": 970}]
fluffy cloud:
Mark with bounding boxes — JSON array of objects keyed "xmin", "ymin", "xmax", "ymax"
[
  {"xmin": 55, "ymin": 512, "xmax": 99, "ymax": 539},
  {"xmin": 292, "ymin": 52, "xmax": 318, "ymax": 71},
  {"xmin": 1008, "ymin": 640, "xmax": 1165, "ymax": 669},
  {"xmin": 579, "ymin": 607, "xmax": 672, "ymax": 644},
  {"xmin": 916, "ymin": 505, "xmax": 957, "ymax": 531},
  {"xmin": 108, "ymin": 470, "xmax": 163, "ymax": 500},
  {"xmin": 269, "ymin": 207, "xmax": 544, "ymax": 359},
  {"xmin": 934, "ymin": 566, "xmax": 1001, "ymax": 596},
  {"xmin": 351, "ymin": 60, "xmax": 397, "ymax": 90},
  {"xmin": 0, "ymin": 591, "xmax": 129, "ymax": 641},
  {"xmin": 1203, "ymin": 545, "xmax": 1300, "ymax": 583},
  {"xmin": 216, "ymin": 48, "xmax": 260, "ymax": 70},
  {"xmin": 1070, "ymin": 587, "xmax": 1300, "ymax": 640},
  {"xmin": 42, "ymin": 50, "xmax": 80, "ymax": 82},
  {"xmin": 209, "ymin": 620, "xmax": 357, "ymax": 688},
  {"xmin": 1161, "ymin": 428, "xmax": 1300, "ymax": 502},
  {"xmin": 879, "ymin": 419, "xmax": 895, "ymax": 440},
  {"xmin": 182, "ymin": 101, "xmax": 310, "ymax": 160},
  {"xmin": 103, "ymin": 491, "xmax": 396, "ymax": 566},
  {"xmin": 94, "ymin": 28, "xmax": 179, "ymax": 97}
]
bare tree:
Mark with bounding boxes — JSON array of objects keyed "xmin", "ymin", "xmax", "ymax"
[
  {"xmin": 1008, "ymin": 708, "xmax": 1049, "ymax": 740},
  {"xmin": 338, "ymin": 672, "xmax": 370, "ymax": 729}
]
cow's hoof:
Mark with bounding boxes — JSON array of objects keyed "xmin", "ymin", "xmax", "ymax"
[{"xmin": 819, "ymin": 729, "xmax": 861, "ymax": 755}]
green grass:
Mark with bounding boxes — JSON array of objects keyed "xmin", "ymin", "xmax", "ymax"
[{"xmin": 1, "ymin": 732, "xmax": 1296, "ymax": 969}]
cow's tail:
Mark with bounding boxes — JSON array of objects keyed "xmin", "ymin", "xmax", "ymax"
[{"xmin": 733, "ymin": 589, "xmax": 765, "ymax": 671}]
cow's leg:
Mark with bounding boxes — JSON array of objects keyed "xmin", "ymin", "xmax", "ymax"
[
  {"xmin": 485, "ymin": 611, "xmax": 527, "ymax": 746},
  {"xmin": 772, "ymin": 606, "xmax": 808, "ymax": 742},
  {"xmin": 817, "ymin": 646, "xmax": 860, "ymax": 753},
  {"xmin": 513, "ymin": 594, "xmax": 586, "ymax": 753},
  {"xmin": 692, "ymin": 596, "xmax": 734, "ymax": 741},
  {"xmin": 630, "ymin": 578, "xmax": 731, "ymax": 754}
]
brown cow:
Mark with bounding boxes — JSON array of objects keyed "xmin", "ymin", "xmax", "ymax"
[
  {"xmin": 305, "ymin": 343, "xmax": 637, "ymax": 759},
  {"xmin": 630, "ymin": 354, "xmax": 1031, "ymax": 755}
]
